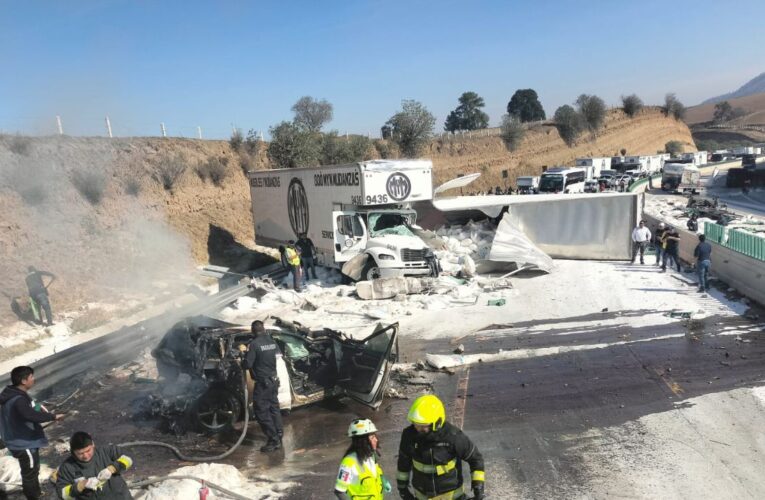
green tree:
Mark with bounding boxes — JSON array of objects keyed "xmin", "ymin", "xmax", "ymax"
[
  {"xmin": 712, "ymin": 101, "xmax": 742, "ymax": 123},
  {"xmin": 291, "ymin": 96, "xmax": 333, "ymax": 132},
  {"xmin": 267, "ymin": 121, "xmax": 322, "ymax": 168},
  {"xmin": 506, "ymin": 89, "xmax": 546, "ymax": 122},
  {"xmin": 499, "ymin": 114, "xmax": 525, "ymax": 151},
  {"xmin": 553, "ymin": 105, "xmax": 583, "ymax": 146},
  {"xmin": 621, "ymin": 94, "xmax": 643, "ymax": 118},
  {"xmin": 665, "ymin": 140, "xmax": 683, "ymax": 156},
  {"xmin": 384, "ymin": 100, "xmax": 435, "ymax": 158},
  {"xmin": 576, "ymin": 94, "xmax": 607, "ymax": 134},
  {"xmin": 321, "ymin": 132, "xmax": 373, "ymax": 165},
  {"xmin": 663, "ymin": 93, "xmax": 686, "ymax": 121},
  {"xmin": 444, "ymin": 91, "xmax": 490, "ymax": 132}
]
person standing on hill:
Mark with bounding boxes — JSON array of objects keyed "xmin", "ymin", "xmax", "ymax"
[
  {"xmin": 631, "ymin": 221, "xmax": 651, "ymax": 265},
  {"xmin": 25, "ymin": 266, "xmax": 55, "ymax": 326}
]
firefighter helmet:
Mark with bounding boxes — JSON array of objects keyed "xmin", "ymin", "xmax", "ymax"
[
  {"xmin": 347, "ymin": 418, "xmax": 378, "ymax": 438},
  {"xmin": 407, "ymin": 394, "xmax": 446, "ymax": 431}
]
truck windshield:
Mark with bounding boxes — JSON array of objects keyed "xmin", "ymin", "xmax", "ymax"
[
  {"xmin": 539, "ymin": 175, "xmax": 563, "ymax": 192},
  {"xmin": 368, "ymin": 212, "xmax": 415, "ymax": 237}
]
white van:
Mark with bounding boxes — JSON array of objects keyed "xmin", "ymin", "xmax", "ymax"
[
  {"xmin": 538, "ymin": 168, "xmax": 587, "ymax": 193},
  {"xmin": 516, "ymin": 176, "xmax": 539, "ymax": 194},
  {"xmin": 249, "ymin": 160, "xmax": 435, "ymax": 281}
]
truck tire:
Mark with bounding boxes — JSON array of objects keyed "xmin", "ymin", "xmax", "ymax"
[{"xmin": 361, "ymin": 259, "xmax": 381, "ymax": 281}]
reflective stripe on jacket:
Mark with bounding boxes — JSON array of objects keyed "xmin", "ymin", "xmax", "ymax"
[
  {"xmin": 335, "ymin": 452, "xmax": 384, "ymax": 500},
  {"xmin": 396, "ymin": 422, "xmax": 484, "ymax": 498}
]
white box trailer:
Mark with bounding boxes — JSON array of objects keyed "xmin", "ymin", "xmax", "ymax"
[
  {"xmin": 249, "ymin": 160, "xmax": 435, "ymax": 280},
  {"xmin": 575, "ymin": 157, "xmax": 611, "ymax": 179},
  {"xmin": 680, "ymin": 151, "xmax": 707, "ymax": 166}
]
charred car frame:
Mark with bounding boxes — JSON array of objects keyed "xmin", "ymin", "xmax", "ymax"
[{"xmin": 151, "ymin": 316, "xmax": 399, "ymax": 433}]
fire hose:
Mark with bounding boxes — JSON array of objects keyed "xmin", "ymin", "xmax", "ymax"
[{"xmin": 116, "ymin": 364, "xmax": 255, "ymax": 498}]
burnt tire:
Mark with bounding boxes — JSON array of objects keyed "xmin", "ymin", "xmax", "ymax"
[
  {"xmin": 192, "ymin": 389, "xmax": 242, "ymax": 434},
  {"xmin": 361, "ymin": 259, "xmax": 381, "ymax": 281}
]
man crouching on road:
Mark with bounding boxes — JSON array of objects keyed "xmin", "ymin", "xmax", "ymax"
[{"xmin": 55, "ymin": 432, "xmax": 134, "ymax": 499}]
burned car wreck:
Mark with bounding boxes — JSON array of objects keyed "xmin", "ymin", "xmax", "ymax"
[{"xmin": 149, "ymin": 316, "xmax": 399, "ymax": 433}]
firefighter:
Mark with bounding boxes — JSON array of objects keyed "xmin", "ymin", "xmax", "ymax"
[
  {"xmin": 334, "ymin": 418, "xmax": 391, "ymax": 500},
  {"xmin": 396, "ymin": 395, "xmax": 485, "ymax": 500}
]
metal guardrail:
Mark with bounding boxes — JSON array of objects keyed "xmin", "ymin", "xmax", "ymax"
[
  {"xmin": 704, "ymin": 222, "xmax": 765, "ymax": 261},
  {"xmin": 1, "ymin": 263, "xmax": 286, "ymax": 395}
]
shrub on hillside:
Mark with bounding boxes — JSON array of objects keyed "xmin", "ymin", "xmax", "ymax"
[
  {"xmin": 124, "ymin": 177, "xmax": 141, "ymax": 196},
  {"xmin": 500, "ymin": 114, "xmax": 525, "ymax": 151},
  {"xmin": 239, "ymin": 153, "xmax": 256, "ymax": 174},
  {"xmin": 195, "ymin": 157, "xmax": 228, "ymax": 187},
  {"xmin": 621, "ymin": 94, "xmax": 643, "ymax": 118},
  {"xmin": 152, "ymin": 154, "xmax": 187, "ymax": 191},
  {"xmin": 553, "ymin": 105, "xmax": 583, "ymax": 146},
  {"xmin": 245, "ymin": 129, "xmax": 262, "ymax": 155},
  {"xmin": 229, "ymin": 129, "xmax": 243, "ymax": 151},
  {"xmin": 575, "ymin": 94, "xmax": 607, "ymax": 134},
  {"xmin": 384, "ymin": 100, "xmax": 436, "ymax": 158},
  {"xmin": 665, "ymin": 141, "xmax": 683, "ymax": 156},
  {"xmin": 373, "ymin": 139, "xmax": 398, "ymax": 159},
  {"xmin": 663, "ymin": 93, "xmax": 686, "ymax": 121},
  {"xmin": 71, "ymin": 168, "xmax": 106, "ymax": 205},
  {"xmin": 8, "ymin": 136, "xmax": 32, "ymax": 156}
]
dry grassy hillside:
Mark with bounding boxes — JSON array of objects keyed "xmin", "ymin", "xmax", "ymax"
[
  {"xmin": 0, "ymin": 135, "xmax": 269, "ymax": 325},
  {"xmin": 0, "ymin": 108, "xmax": 693, "ymax": 324},
  {"xmin": 685, "ymin": 91, "xmax": 765, "ymax": 125},
  {"xmin": 428, "ymin": 107, "xmax": 695, "ymax": 191}
]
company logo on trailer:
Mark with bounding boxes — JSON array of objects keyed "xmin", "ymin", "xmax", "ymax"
[
  {"xmin": 386, "ymin": 172, "xmax": 411, "ymax": 201},
  {"xmin": 287, "ymin": 177, "xmax": 309, "ymax": 237}
]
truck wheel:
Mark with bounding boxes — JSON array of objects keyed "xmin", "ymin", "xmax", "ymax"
[{"xmin": 362, "ymin": 259, "xmax": 381, "ymax": 281}]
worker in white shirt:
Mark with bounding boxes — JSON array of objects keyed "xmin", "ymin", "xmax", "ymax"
[{"xmin": 631, "ymin": 220, "xmax": 652, "ymax": 264}]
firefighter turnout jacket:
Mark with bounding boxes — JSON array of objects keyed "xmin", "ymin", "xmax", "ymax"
[
  {"xmin": 56, "ymin": 445, "xmax": 133, "ymax": 499},
  {"xmin": 397, "ymin": 422, "xmax": 484, "ymax": 499}
]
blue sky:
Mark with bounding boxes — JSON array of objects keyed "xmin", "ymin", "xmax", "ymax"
[{"xmin": 1, "ymin": 0, "xmax": 763, "ymax": 138}]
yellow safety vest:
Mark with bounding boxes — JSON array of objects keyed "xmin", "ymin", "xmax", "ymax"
[
  {"xmin": 335, "ymin": 453, "xmax": 385, "ymax": 500},
  {"xmin": 285, "ymin": 246, "xmax": 301, "ymax": 266}
]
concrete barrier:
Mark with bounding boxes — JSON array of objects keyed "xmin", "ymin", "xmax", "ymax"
[{"xmin": 643, "ymin": 214, "xmax": 765, "ymax": 306}]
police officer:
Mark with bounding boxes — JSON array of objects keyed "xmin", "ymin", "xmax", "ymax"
[
  {"xmin": 397, "ymin": 395, "xmax": 485, "ymax": 500},
  {"xmin": 245, "ymin": 320, "xmax": 283, "ymax": 452},
  {"xmin": 335, "ymin": 418, "xmax": 391, "ymax": 500}
]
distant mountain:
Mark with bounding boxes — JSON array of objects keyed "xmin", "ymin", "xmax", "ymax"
[{"xmin": 702, "ymin": 72, "xmax": 765, "ymax": 105}]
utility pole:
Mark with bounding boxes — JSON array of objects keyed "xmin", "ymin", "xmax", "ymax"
[
  {"xmin": 197, "ymin": 126, "xmax": 202, "ymax": 139},
  {"xmin": 56, "ymin": 116, "xmax": 63, "ymax": 135},
  {"xmin": 160, "ymin": 122, "xmax": 167, "ymax": 137},
  {"xmin": 105, "ymin": 116, "xmax": 113, "ymax": 138}
]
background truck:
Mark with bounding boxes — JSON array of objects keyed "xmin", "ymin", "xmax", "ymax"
[
  {"xmin": 662, "ymin": 163, "xmax": 701, "ymax": 193},
  {"xmin": 516, "ymin": 176, "xmax": 539, "ymax": 194},
  {"xmin": 249, "ymin": 160, "xmax": 436, "ymax": 281}
]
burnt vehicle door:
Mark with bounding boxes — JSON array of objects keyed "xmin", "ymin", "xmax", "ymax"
[{"xmin": 334, "ymin": 323, "xmax": 398, "ymax": 408}]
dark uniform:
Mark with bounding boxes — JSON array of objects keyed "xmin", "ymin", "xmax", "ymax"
[
  {"xmin": 55, "ymin": 445, "xmax": 133, "ymax": 499},
  {"xmin": 246, "ymin": 332, "xmax": 283, "ymax": 449},
  {"xmin": 25, "ymin": 268, "xmax": 55, "ymax": 326},
  {"xmin": 397, "ymin": 422, "xmax": 485, "ymax": 499}
]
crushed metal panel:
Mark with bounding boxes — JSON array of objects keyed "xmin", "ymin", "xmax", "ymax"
[
  {"xmin": 431, "ymin": 193, "xmax": 639, "ymax": 260},
  {"xmin": 488, "ymin": 214, "xmax": 554, "ymax": 272}
]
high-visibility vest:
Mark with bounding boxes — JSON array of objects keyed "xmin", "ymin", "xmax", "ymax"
[
  {"xmin": 285, "ymin": 246, "xmax": 301, "ymax": 266},
  {"xmin": 335, "ymin": 453, "xmax": 385, "ymax": 500}
]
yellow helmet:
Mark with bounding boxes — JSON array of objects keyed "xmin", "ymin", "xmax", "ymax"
[{"xmin": 407, "ymin": 394, "xmax": 446, "ymax": 431}]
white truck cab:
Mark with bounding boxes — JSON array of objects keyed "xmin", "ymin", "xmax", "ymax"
[{"xmin": 249, "ymin": 160, "xmax": 434, "ymax": 281}]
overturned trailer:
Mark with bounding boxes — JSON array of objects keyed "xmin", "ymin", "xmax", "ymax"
[
  {"xmin": 415, "ymin": 187, "xmax": 641, "ymax": 260},
  {"xmin": 151, "ymin": 316, "xmax": 398, "ymax": 433}
]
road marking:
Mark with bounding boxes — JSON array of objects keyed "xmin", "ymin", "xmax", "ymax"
[
  {"xmin": 653, "ymin": 367, "xmax": 685, "ymax": 395},
  {"xmin": 453, "ymin": 367, "xmax": 471, "ymax": 429}
]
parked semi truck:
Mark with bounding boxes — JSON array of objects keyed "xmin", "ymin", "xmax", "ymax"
[
  {"xmin": 516, "ymin": 176, "xmax": 539, "ymax": 194},
  {"xmin": 249, "ymin": 160, "xmax": 436, "ymax": 281},
  {"xmin": 662, "ymin": 163, "xmax": 701, "ymax": 193}
]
